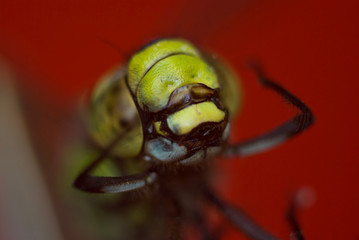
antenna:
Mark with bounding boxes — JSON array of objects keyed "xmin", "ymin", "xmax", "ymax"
[{"xmin": 96, "ymin": 36, "xmax": 132, "ymax": 62}]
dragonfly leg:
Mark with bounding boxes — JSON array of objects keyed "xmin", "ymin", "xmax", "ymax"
[
  {"xmin": 224, "ymin": 63, "xmax": 314, "ymax": 157},
  {"xmin": 73, "ymin": 134, "xmax": 157, "ymax": 193},
  {"xmin": 203, "ymin": 187, "xmax": 280, "ymax": 240}
]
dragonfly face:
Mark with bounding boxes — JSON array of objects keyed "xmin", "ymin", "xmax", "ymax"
[
  {"xmin": 89, "ymin": 38, "xmax": 236, "ymax": 166},
  {"xmin": 142, "ymin": 86, "xmax": 230, "ymax": 165}
]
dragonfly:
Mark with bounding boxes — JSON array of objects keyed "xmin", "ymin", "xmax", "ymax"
[{"xmin": 72, "ymin": 38, "xmax": 314, "ymax": 240}]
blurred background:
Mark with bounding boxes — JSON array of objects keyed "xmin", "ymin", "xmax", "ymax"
[{"xmin": 0, "ymin": 0, "xmax": 358, "ymax": 239}]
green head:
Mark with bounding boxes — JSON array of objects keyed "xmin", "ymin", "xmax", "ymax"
[{"xmin": 128, "ymin": 39, "xmax": 230, "ymax": 165}]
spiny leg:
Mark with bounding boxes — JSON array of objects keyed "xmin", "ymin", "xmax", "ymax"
[
  {"xmin": 73, "ymin": 133, "xmax": 157, "ymax": 193},
  {"xmin": 224, "ymin": 64, "xmax": 314, "ymax": 157},
  {"xmin": 203, "ymin": 187, "xmax": 279, "ymax": 240}
]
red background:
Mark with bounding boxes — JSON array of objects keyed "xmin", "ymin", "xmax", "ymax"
[{"xmin": 0, "ymin": 0, "xmax": 358, "ymax": 239}]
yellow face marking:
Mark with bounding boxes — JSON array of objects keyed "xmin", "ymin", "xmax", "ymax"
[
  {"xmin": 167, "ymin": 102, "xmax": 225, "ymax": 135},
  {"xmin": 153, "ymin": 121, "xmax": 167, "ymax": 136}
]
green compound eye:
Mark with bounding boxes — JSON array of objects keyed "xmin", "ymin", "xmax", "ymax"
[
  {"xmin": 128, "ymin": 39, "xmax": 219, "ymax": 112},
  {"xmin": 138, "ymin": 55, "xmax": 219, "ymax": 112},
  {"xmin": 128, "ymin": 39, "xmax": 201, "ymax": 94},
  {"xmin": 88, "ymin": 68, "xmax": 144, "ymax": 158}
]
